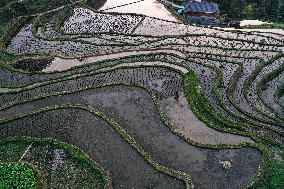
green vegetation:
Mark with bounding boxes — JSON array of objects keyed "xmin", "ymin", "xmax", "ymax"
[
  {"xmin": 85, "ymin": 0, "xmax": 108, "ymax": 10},
  {"xmin": 184, "ymin": 70, "xmax": 249, "ymax": 138},
  {"xmin": 184, "ymin": 70, "xmax": 284, "ymax": 188},
  {"xmin": 251, "ymin": 149, "xmax": 284, "ymax": 189},
  {"xmin": 0, "ymin": 137, "xmax": 111, "ymax": 189},
  {"xmin": 0, "ymin": 162, "xmax": 38, "ymax": 189},
  {"xmin": 0, "ymin": 17, "xmax": 29, "ymax": 50},
  {"xmin": 0, "ymin": 107, "xmax": 192, "ymax": 189},
  {"xmin": 241, "ymin": 22, "xmax": 284, "ymax": 29},
  {"xmin": 0, "ymin": 0, "xmax": 70, "ymax": 23},
  {"xmin": 0, "ymin": 0, "xmax": 107, "ymax": 24},
  {"xmin": 260, "ymin": 61, "xmax": 284, "ymax": 91},
  {"xmin": 1, "ymin": 2, "xmax": 284, "ymax": 188},
  {"xmin": 0, "ymin": 0, "xmax": 13, "ymax": 8},
  {"xmin": 0, "ymin": 0, "xmax": 107, "ymax": 49},
  {"xmin": 0, "ymin": 20, "xmax": 13, "ymax": 40},
  {"xmin": 275, "ymin": 82, "xmax": 284, "ymax": 99},
  {"xmin": 261, "ymin": 160, "xmax": 284, "ymax": 189},
  {"xmin": 212, "ymin": 0, "xmax": 284, "ymax": 23}
]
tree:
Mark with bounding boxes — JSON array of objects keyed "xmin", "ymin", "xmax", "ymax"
[
  {"xmin": 244, "ymin": 4, "xmax": 255, "ymax": 19},
  {"xmin": 211, "ymin": 0, "xmax": 284, "ymax": 23}
]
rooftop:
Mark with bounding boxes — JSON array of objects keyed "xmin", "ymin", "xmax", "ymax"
[{"xmin": 184, "ymin": 0, "xmax": 219, "ymax": 14}]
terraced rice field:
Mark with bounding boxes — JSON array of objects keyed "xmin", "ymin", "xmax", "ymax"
[{"xmin": 1, "ymin": 3, "xmax": 284, "ymax": 189}]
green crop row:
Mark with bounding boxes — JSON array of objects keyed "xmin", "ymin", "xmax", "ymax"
[
  {"xmin": 207, "ymin": 54, "xmax": 284, "ymax": 146},
  {"xmin": 1, "ymin": 58, "xmax": 283, "ymax": 146},
  {"xmin": 243, "ymin": 53, "xmax": 284, "ymax": 124},
  {"xmin": 2, "ymin": 52, "xmax": 284, "ymax": 146},
  {"xmin": 184, "ymin": 70, "xmax": 253, "ymax": 137},
  {"xmin": 226, "ymin": 53, "xmax": 284, "ymax": 127},
  {"xmin": 260, "ymin": 62, "xmax": 284, "ymax": 91},
  {"xmin": 0, "ymin": 17, "xmax": 29, "ymax": 50},
  {"xmin": 29, "ymin": 4, "xmax": 283, "ymax": 50},
  {"xmin": 182, "ymin": 70, "xmax": 283, "ymax": 188}
]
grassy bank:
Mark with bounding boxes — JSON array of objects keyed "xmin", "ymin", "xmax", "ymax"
[
  {"xmin": 250, "ymin": 146, "xmax": 284, "ymax": 189},
  {"xmin": 241, "ymin": 23, "xmax": 284, "ymax": 30}
]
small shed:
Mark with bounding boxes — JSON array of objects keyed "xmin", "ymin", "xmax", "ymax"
[{"xmin": 184, "ymin": 0, "xmax": 220, "ymax": 25}]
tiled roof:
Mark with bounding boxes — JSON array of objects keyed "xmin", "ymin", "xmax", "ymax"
[{"xmin": 184, "ymin": 1, "xmax": 219, "ymax": 13}]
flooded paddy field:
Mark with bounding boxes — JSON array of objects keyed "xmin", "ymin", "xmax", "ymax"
[
  {"xmin": 0, "ymin": 108, "xmax": 186, "ymax": 189},
  {"xmin": 0, "ymin": 68, "xmax": 252, "ymax": 146},
  {"xmin": 0, "ymin": 86, "xmax": 261, "ymax": 189},
  {"xmin": 1, "ymin": 1, "xmax": 284, "ymax": 188}
]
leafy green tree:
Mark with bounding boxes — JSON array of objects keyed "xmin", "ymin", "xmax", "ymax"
[
  {"xmin": 211, "ymin": 0, "xmax": 284, "ymax": 23},
  {"xmin": 277, "ymin": 0, "xmax": 284, "ymax": 21},
  {"xmin": 244, "ymin": 4, "xmax": 255, "ymax": 19}
]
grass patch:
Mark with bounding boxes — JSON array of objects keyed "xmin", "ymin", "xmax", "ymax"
[
  {"xmin": 241, "ymin": 23, "xmax": 284, "ymax": 29},
  {"xmin": 0, "ymin": 20, "xmax": 14, "ymax": 40},
  {"xmin": 275, "ymin": 83, "xmax": 284, "ymax": 100},
  {"xmin": 0, "ymin": 162, "xmax": 38, "ymax": 189},
  {"xmin": 251, "ymin": 148, "xmax": 284, "ymax": 189}
]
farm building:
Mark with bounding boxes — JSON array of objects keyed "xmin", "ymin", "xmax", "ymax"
[{"xmin": 184, "ymin": 0, "xmax": 220, "ymax": 25}]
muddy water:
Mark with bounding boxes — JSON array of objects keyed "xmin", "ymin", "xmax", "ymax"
[
  {"xmin": 160, "ymin": 94, "xmax": 254, "ymax": 145},
  {"xmin": 0, "ymin": 87, "xmax": 18, "ymax": 93},
  {"xmin": 43, "ymin": 49, "xmax": 186, "ymax": 72},
  {"xmin": 99, "ymin": 0, "xmax": 180, "ymax": 22}
]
